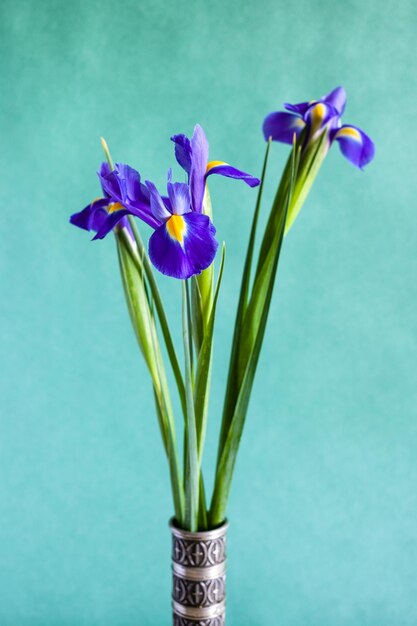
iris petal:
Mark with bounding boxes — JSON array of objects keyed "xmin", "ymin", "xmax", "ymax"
[
  {"xmin": 205, "ymin": 162, "xmax": 260, "ymax": 187},
  {"xmin": 99, "ymin": 162, "xmax": 158, "ymax": 229},
  {"xmin": 333, "ymin": 125, "xmax": 375, "ymax": 169},
  {"xmin": 305, "ymin": 102, "xmax": 339, "ymax": 129},
  {"xmin": 170, "ymin": 133, "xmax": 192, "ymax": 174},
  {"xmin": 323, "ymin": 86, "xmax": 347, "ymax": 115},
  {"xmin": 284, "ymin": 101, "xmax": 312, "ymax": 116},
  {"xmin": 189, "ymin": 124, "xmax": 209, "ymax": 213},
  {"xmin": 263, "ymin": 111, "xmax": 305, "ymax": 144},
  {"xmin": 145, "ymin": 180, "xmax": 172, "ymax": 222},
  {"xmin": 167, "ymin": 181, "xmax": 191, "ymax": 215},
  {"xmin": 148, "ymin": 212, "xmax": 218, "ymax": 279},
  {"xmin": 93, "ymin": 208, "xmax": 132, "ymax": 240},
  {"xmin": 70, "ymin": 198, "xmax": 109, "ymax": 232}
]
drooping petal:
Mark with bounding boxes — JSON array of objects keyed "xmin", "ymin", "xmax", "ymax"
[
  {"xmin": 170, "ymin": 133, "xmax": 192, "ymax": 174},
  {"xmin": 189, "ymin": 124, "xmax": 209, "ymax": 213},
  {"xmin": 93, "ymin": 207, "xmax": 133, "ymax": 240},
  {"xmin": 323, "ymin": 86, "xmax": 347, "ymax": 115},
  {"xmin": 205, "ymin": 161, "xmax": 260, "ymax": 187},
  {"xmin": 70, "ymin": 198, "xmax": 109, "ymax": 232},
  {"xmin": 148, "ymin": 212, "xmax": 218, "ymax": 279},
  {"xmin": 263, "ymin": 111, "xmax": 306, "ymax": 143},
  {"xmin": 332, "ymin": 125, "xmax": 375, "ymax": 169},
  {"xmin": 145, "ymin": 180, "xmax": 171, "ymax": 222},
  {"xmin": 167, "ymin": 181, "xmax": 191, "ymax": 215}
]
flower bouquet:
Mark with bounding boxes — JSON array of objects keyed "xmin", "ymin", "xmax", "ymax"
[{"xmin": 71, "ymin": 87, "xmax": 374, "ymax": 625}]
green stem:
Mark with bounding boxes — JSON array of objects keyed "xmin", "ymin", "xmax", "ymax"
[
  {"xmin": 216, "ymin": 142, "xmax": 271, "ymax": 468},
  {"xmin": 116, "ymin": 234, "xmax": 184, "ymax": 522},
  {"xmin": 100, "ymin": 138, "xmax": 186, "ymax": 421},
  {"xmin": 182, "ymin": 281, "xmax": 200, "ymax": 531},
  {"xmin": 123, "ymin": 219, "xmax": 187, "ymax": 421}
]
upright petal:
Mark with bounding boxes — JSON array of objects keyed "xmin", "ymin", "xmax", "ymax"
[
  {"xmin": 98, "ymin": 162, "xmax": 158, "ymax": 228},
  {"xmin": 189, "ymin": 124, "xmax": 209, "ymax": 213},
  {"xmin": 263, "ymin": 111, "xmax": 305, "ymax": 143},
  {"xmin": 115, "ymin": 163, "xmax": 150, "ymax": 205},
  {"xmin": 322, "ymin": 86, "xmax": 347, "ymax": 115},
  {"xmin": 167, "ymin": 181, "xmax": 191, "ymax": 215},
  {"xmin": 145, "ymin": 180, "xmax": 172, "ymax": 222},
  {"xmin": 333, "ymin": 125, "xmax": 375, "ymax": 169},
  {"xmin": 205, "ymin": 161, "xmax": 260, "ymax": 187},
  {"xmin": 170, "ymin": 133, "xmax": 192, "ymax": 174},
  {"xmin": 148, "ymin": 212, "xmax": 218, "ymax": 279}
]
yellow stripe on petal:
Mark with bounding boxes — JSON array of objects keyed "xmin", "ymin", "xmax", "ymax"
[
  {"xmin": 166, "ymin": 214, "xmax": 187, "ymax": 243},
  {"xmin": 206, "ymin": 160, "xmax": 227, "ymax": 172},
  {"xmin": 310, "ymin": 102, "xmax": 326, "ymax": 123},
  {"xmin": 336, "ymin": 127, "xmax": 362, "ymax": 141},
  {"xmin": 294, "ymin": 117, "xmax": 306, "ymax": 128},
  {"xmin": 108, "ymin": 202, "xmax": 124, "ymax": 213}
]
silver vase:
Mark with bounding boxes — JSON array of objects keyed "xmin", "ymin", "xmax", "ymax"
[{"xmin": 170, "ymin": 520, "xmax": 228, "ymax": 626}]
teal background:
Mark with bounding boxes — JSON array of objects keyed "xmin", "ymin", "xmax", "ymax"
[{"xmin": 1, "ymin": 0, "xmax": 416, "ymax": 624}]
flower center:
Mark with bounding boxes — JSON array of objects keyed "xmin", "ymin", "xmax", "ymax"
[{"xmin": 166, "ymin": 214, "xmax": 186, "ymax": 243}]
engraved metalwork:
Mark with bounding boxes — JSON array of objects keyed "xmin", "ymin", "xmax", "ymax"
[{"xmin": 170, "ymin": 519, "xmax": 228, "ymax": 626}]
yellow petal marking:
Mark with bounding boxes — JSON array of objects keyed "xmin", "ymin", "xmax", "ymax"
[
  {"xmin": 336, "ymin": 127, "xmax": 361, "ymax": 141},
  {"xmin": 108, "ymin": 202, "xmax": 124, "ymax": 213},
  {"xmin": 206, "ymin": 160, "xmax": 227, "ymax": 172},
  {"xmin": 311, "ymin": 102, "xmax": 326, "ymax": 123},
  {"xmin": 166, "ymin": 214, "xmax": 186, "ymax": 243},
  {"xmin": 294, "ymin": 117, "xmax": 306, "ymax": 128}
]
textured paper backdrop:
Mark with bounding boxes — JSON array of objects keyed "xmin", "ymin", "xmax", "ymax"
[{"xmin": 1, "ymin": 0, "xmax": 416, "ymax": 624}]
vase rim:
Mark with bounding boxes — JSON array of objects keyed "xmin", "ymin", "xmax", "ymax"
[{"xmin": 169, "ymin": 517, "xmax": 228, "ymax": 540}]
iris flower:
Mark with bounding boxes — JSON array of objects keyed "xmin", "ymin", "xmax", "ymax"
[
  {"xmin": 135, "ymin": 124, "xmax": 258, "ymax": 280},
  {"xmin": 70, "ymin": 126, "xmax": 260, "ymax": 280},
  {"xmin": 263, "ymin": 86, "xmax": 375, "ymax": 169},
  {"xmin": 70, "ymin": 162, "xmax": 156, "ymax": 240}
]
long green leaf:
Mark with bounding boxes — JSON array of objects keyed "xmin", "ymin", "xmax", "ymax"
[
  {"xmin": 210, "ymin": 143, "xmax": 298, "ymax": 525},
  {"xmin": 117, "ymin": 233, "xmax": 184, "ymax": 523},
  {"xmin": 216, "ymin": 141, "xmax": 272, "ymax": 464},
  {"xmin": 182, "ymin": 281, "xmax": 199, "ymax": 531},
  {"xmin": 194, "ymin": 244, "xmax": 226, "ymax": 462},
  {"xmin": 125, "ymin": 218, "xmax": 187, "ymax": 419}
]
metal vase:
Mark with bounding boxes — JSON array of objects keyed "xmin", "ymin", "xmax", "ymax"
[{"xmin": 170, "ymin": 520, "xmax": 228, "ymax": 626}]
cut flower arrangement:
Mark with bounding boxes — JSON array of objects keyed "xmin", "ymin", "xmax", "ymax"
[{"xmin": 71, "ymin": 87, "xmax": 374, "ymax": 625}]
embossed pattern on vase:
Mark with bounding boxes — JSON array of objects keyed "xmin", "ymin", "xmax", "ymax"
[{"xmin": 170, "ymin": 521, "xmax": 228, "ymax": 626}]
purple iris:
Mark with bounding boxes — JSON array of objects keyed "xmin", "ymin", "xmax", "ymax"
[
  {"xmin": 139, "ymin": 124, "xmax": 260, "ymax": 280},
  {"xmin": 70, "ymin": 162, "xmax": 156, "ymax": 240},
  {"xmin": 70, "ymin": 126, "xmax": 260, "ymax": 280},
  {"xmin": 263, "ymin": 86, "xmax": 375, "ymax": 169}
]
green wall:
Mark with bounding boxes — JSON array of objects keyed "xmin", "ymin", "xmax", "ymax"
[{"xmin": 1, "ymin": 0, "xmax": 416, "ymax": 624}]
